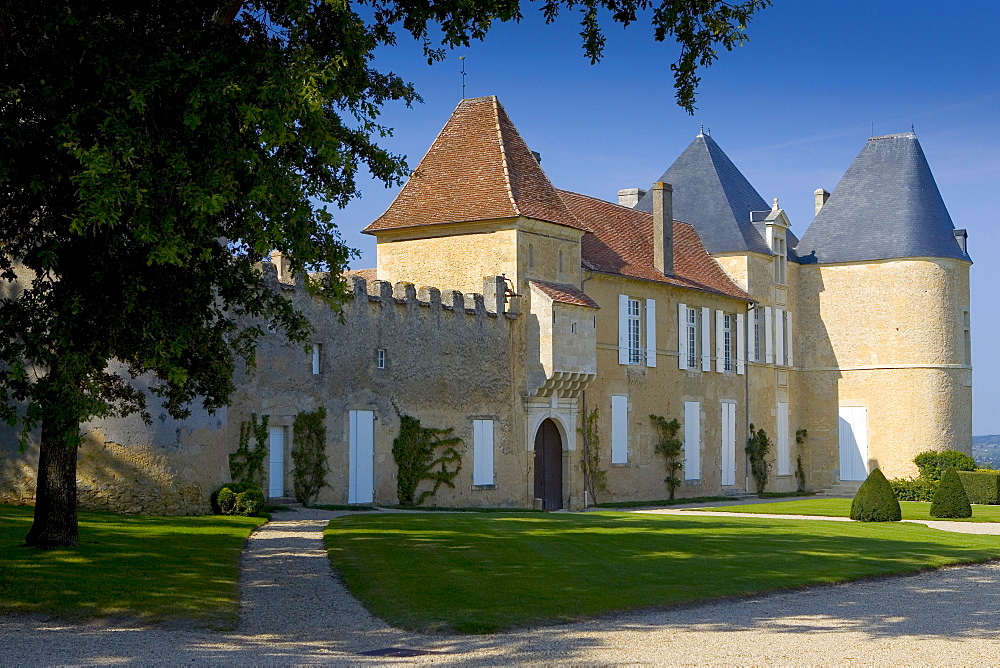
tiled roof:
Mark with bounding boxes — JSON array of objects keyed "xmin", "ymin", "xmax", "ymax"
[
  {"xmin": 794, "ymin": 133, "xmax": 970, "ymax": 264},
  {"xmin": 364, "ymin": 96, "xmax": 585, "ymax": 233},
  {"xmin": 634, "ymin": 133, "xmax": 774, "ymax": 256},
  {"xmin": 559, "ymin": 190, "xmax": 750, "ymax": 301},
  {"xmin": 343, "ymin": 268, "xmax": 376, "ymax": 281},
  {"xmin": 529, "ymin": 279, "xmax": 600, "ymax": 308}
]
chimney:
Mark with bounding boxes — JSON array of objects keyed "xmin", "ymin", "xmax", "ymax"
[
  {"xmin": 651, "ymin": 182, "xmax": 673, "ymax": 275},
  {"xmin": 814, "ymin": 188, "xmax": 831, "ymax": 214},
  {"xmin": 617, "ymin": 187, "xmax": 646, "ymax": 208},
  {"xmin": 954, "ymin": 229, "xmax": 968, "ymax": 254},
  {"xmin": 269, "ymin": 250, "xmax": 291, "ymax": 282}
]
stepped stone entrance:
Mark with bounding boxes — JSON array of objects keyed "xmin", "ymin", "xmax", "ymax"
[{"xmin": 533, "ymin": 419, "xmax": 563, "ymax": 510}]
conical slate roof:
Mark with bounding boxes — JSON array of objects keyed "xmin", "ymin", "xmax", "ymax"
[
  {"xmin": 635, "ymin": 133, "xmax": 773, "ymax": 256},
  {"xmin": 794, "ymin": 132, "xmax": 970, "ymax": 264},
  {"xmin": 365, "ymin": 96, "xmax": 584, "ymax": 233}
]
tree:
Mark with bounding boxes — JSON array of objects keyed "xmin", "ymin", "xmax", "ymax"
[
  {"xmin": 650, "ymin": 414, "xmax": 682, "ymax": 500},
  {"xmin": 1, "ymin": 1, "xmax": 769, "ymax": 547}
]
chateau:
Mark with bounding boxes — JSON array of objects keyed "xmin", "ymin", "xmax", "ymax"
[{"xmin": 0, "ymin": 96, "xmax": 973, "ymax": 513}]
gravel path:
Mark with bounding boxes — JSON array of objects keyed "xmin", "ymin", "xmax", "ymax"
[{"xmin": 3, "ymin": 507, "xmax": 1000, "ymax": 665}]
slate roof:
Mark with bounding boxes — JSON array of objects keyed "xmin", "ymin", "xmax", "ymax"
[
  {"xmin": 364, "ymin": 96, "xmax": 585, "ymax": 233},
  {"xmin": 634, "ymin": 133, "xmax": 774, "ymax": 256},
  {"xmin": 529, "ymin": 279, "xmax": 600, "ymax": 308},
  {"xmin": 559, "ymin": 190, "xmax": 751, "ymax": 301},
  {"xmin": 794, "ymin": 132, "xmax": 971, "ymax": 264}
]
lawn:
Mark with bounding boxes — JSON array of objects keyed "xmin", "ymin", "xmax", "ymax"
[
  {"xmin": 698, "ymin": 498, "xmax": 1000, "ymax": 522},
  {"xmin": 0, "ymin": 505, "xmax": 265, "ymax": 626},
  {"xmin": 324, "ymin": 511, "xmax": 1000, "ymax": 633}
]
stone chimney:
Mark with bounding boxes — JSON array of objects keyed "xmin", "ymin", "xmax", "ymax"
[
  {"xmin": 814, "ymin": 188, "xmax": 831, "ymax": 214},
  {"xmin": 269, "ymin": 250, "xmax": 291, "ymax": 282},
  {"xmin": 954, "ymin": 229, "xmax": 968, "ymax": 254},
  {"xmin": 617, "ymin": 187, "xmax": 646, "ymax": 208},
  {"xmin": 651, "ymin": 182, "xmax": 673, "ymax": 275}
]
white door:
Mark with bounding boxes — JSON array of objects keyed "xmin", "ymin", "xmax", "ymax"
[
  {"xmin": 349, "ymin": 410, "xmax": 375, "ymax": 504},
  {"xmin": 838, "ymin": 406, "xmax": 869, "ymax": 481},
  {"xmin": 721, "ymin": 402, "xmax": 737, "ymax": 486},
  {"xmin": 268, "ymin": 426, "xmax": 285, "ymax": 498}
]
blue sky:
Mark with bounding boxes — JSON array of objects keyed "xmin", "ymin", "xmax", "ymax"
[{"xmin": 329, "ymin": 1, "xmax": 1000, "ymax": 435}]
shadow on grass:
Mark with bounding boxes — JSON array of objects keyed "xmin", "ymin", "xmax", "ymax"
[{"xmin": 0, "ymin": 505, "xmax": 263, "ymax": 625}]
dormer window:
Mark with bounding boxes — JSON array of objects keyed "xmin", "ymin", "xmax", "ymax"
[{"xmin": 773, "ymin": 235, "xmax": 787, "ymax": 284}]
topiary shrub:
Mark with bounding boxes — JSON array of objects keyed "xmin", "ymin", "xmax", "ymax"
[
  {"xmin": 888, "ymin": 476, "xmax": 937, "ymax": 501},
  {"xmin": 212, "ymin": 482, "xmax": 265, "ymax": 517},
  {"xmin": 914, "ymin": 449, "xmax": 976, "ymax": 482},
  {"xmin": 957, "ymin": 470, "xmax": 1000, "ymax": 505},
  {"xmin": 930, "ymin": 467, "xmax": 972, "ymax": 518},
  {"xmin": 850, "ymin": 468, "xmax": 901, "ymax": 522}
]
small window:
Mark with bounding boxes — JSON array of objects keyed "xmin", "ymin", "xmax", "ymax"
[
  {"xmin": 376, "ymin": 349, "xmax": 386, "ymax": 369},
  {"xmin": 311, "ymin": 343, "xmax": 322, "ymax": 375},
  {"xmin": 571, "ymin": 322, "xmax": 577, "ymax": 335}
]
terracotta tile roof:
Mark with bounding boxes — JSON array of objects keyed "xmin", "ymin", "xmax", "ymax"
[
  {"xmin": 558, "ymin": 190, "xmax": 751, "ymax": 301},
  {"xmin": 343, "ymin": 267, "xmax": 376, "ymax": 281},
  {"xmin": 364, "ymin": 96, "xmax": 585, "ymax": 233},
  {"xmin": 529, "ymin": 279, "xmax": 600, "ymax": 308}
]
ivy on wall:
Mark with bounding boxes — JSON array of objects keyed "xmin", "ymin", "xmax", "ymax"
[
  {"xmin": 229, "ymin": 413, "xmax": 269, "ymax": 487},
  {"xmin": 746, "ymin": 423, "xmax": 773, "ymax": 494},
  {"xmin": 578, "ymin": 407, "xmax": 608, "ymax": 504},
  {"xmin": 292, "ymin": 407, "xmax": 329, "ymax": 505},
  {"xmin": 392, "ymin": 413, "xmax": 462, "ymax": 506},
  {"xmin": 650, "ymin": 414, "xmax": 683, "ymax": 500}
]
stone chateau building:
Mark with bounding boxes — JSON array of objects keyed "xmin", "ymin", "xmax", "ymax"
[{"xmin": 0, "ymin": 96, "xmax": 973, "ymax": 513}]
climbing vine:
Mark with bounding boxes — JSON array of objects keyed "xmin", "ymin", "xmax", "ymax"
[
  {"xmin": 229, "ymin": 413, "xmax": 269, "ymax": 487},
  {"xmin": 651, "ymin": 414, "xmax": 683, "ymax": 500},
  {"xmin": 745, "ymin": 423, "xmax": 773, "ymax": 494},
  {"xmin": 578, "ymin": 407, "xmax": 607, "ymax": 504},
  {"xmin": 292, "ymin": 407, "xmax": 329, "ymax": 505},
  {"xmin": 392, "ymin": 412, "xmax": 463, "ymax": 506},
  {"xmin": 795, "ymin": 428, "xmax": 808, "ymax": 492}
]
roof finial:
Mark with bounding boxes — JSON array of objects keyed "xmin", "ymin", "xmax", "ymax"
[
  {"xmin": 911, "ymin": 123, "xmax": 915, "ymax": 134},
  {"xmin": 699, "ymin": 124, "xmax": 704, "ymax": 136},
  {"xmin": 459, "ymin": 56, "xmax": 466, "ymax": 99},
  {"xmin": 772, "ymin": 197, "xmax": 780, "ymax": 211}
]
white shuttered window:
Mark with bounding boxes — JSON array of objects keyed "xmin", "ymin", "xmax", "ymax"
[
  {"xmin": 764, "ymin": 306, "xmax": 774, "ymax": 364},
  {"xmin": 785, "ymin": 311, "xmax": 794, "ymax": 367},
  {"xmin": 736, "ymin": 312, "xmax": 745, "ymax": 375},
  {"xmin": 677, "ymin": 302, "xmax": 688, "ymax": 369},
  {"xmin": 611, "ymin": 395, "xmax": 628, "ymax": 464},
  {"xmin": 715, "ymin": 310, "xmax": 724, "ymax": 373},
  {"xmin": 701, "ymin": 308, "xmax": 711, "ymax": 372},
  {"xmin": 684, "ymin": 401, "xmax": 701, "ymax": 480},
  {"xmin": 776, "ymin": 402, "xmax": 790, "ymax": 476},
  {"xmin": 775, "ymin": 307, "xmax": 785, "ymax": 367},
  {"xmin": 473, "ymin": 419, "xmax": 495, "ymax": 486},
  {"xmin": 645, "ymin": 299, "xmax": 657, "ymax": 367},
  {"xmin": 618, "ymin": 295, "xmax": 643, "ymax": 365}
]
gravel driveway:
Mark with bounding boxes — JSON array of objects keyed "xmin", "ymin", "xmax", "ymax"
[{"xmin": 3, "ymin": 507, "xmax": 1000, "ymax": 666}]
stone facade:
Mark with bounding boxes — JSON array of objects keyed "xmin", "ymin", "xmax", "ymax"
[{"xmin": 0, "ymin": 99, "xmax": 973, "ymax": 513}]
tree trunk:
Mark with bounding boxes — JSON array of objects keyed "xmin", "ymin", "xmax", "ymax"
[{"xmin": 24, "ymin": 405, "xmax": 81, "ymax": 548}]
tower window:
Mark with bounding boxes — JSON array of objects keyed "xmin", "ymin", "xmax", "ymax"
[{"xmin": 377, "ymin": 349, "xmax": 386, "ymax": 369}]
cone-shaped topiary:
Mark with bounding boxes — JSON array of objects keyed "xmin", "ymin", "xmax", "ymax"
[
  {"xmin": 930, "ymin": 467, "xmax": 973, "ymax": 518},
  {"xmin": 850, "ymin": 468, "xmax": 902, "ymax": 522}
]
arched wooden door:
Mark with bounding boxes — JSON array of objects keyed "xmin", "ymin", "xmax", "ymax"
[{"xmin": 533, "ymin": 419, "xmax": 563, "ymax": 510}]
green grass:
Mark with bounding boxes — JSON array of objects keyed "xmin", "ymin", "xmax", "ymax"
[
  {"xmin": 700, "ymin": 498, "xmax": 1000, "ymax": 522},
  {"xmin": 0, "ymin": 505, "xmax": 265, "ymax": 626},
  {"xmin": 325, "ymin": 511, "xmax": 1000, "ymax": 633},
  {"xmin": 595, "ymin": 496, "xmax": 731, "ymax": 508}
]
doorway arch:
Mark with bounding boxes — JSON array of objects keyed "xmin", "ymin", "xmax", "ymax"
[{"xmin": 533, "ymin": 418, "xmax": 563, "ymax": 509}]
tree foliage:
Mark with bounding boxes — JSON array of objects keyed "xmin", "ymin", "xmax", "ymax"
[
  {"xmin": 930, "ymin": 467, "xmax": 972, "ymax": 518},
  {"xmin": 230, "ymin": 413, "xmax": 270, "ymax": 488},
  {"xmin": 914, "ymin": 450, "xmax": 976, "ymax": 482},
  {"xmin": 292, "ymin": 407, "xmax": 329, "ymax": 505},
  {"xmin": 745, "ymin": 423, "xmax": 771, "ymax": 494},
  {"xmin": 1, "ymin": 1, "xmax": 769, "ymax": 547}
]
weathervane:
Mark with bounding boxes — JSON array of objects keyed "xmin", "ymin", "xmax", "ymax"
[{"xmin": 459, "ymin": 56, "xmax": 466, "ymax": 99}]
